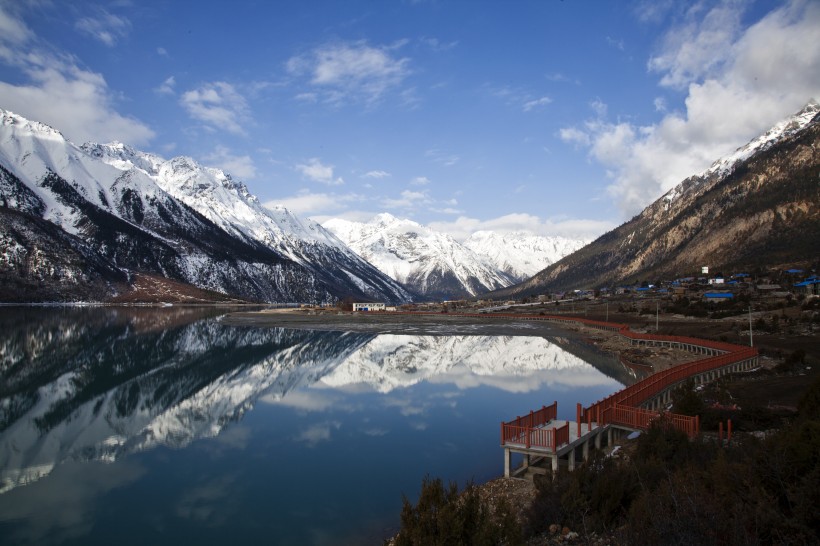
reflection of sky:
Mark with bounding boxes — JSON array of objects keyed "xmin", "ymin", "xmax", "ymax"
[{"xmin": 0, "ymin": 318, "xmax": 624, "ymax": 545}]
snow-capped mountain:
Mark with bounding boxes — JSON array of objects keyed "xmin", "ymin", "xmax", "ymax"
[
  {"xmin": 463, "ymin": 231, "xmax": 588, "ymax": 281},
  {"xmin": 489, "ymin": 101, "xmax": 820, "ymax": 296},
  {"xmin": 0, "ymin": 109, "xmax": 410, "ymax": 303},
  {"xmin": 324, "ymin": 213, "xmax": 515, "ymax": 300},
  {"xmin": 661, "ymin": 99, "xmax": 820, "ymax": 207},
  {"xmin": 82, "ymin": 142, "xmax": 413, "ymax": 303}
]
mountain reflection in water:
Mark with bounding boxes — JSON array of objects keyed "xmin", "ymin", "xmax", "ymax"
[{"xmin": 0, "ymin": 307, "xmax": 626, "ymax": 544}]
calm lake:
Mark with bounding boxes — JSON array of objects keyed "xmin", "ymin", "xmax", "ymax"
[{"xmin": 0, "ymin": 306, "xmax": 630, "ymax": 545}]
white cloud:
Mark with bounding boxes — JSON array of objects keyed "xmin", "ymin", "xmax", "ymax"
[
  {"xmin": 203, "ymin": 145, "xmax": 257, "ymax": 180},
  {"xmin": 180, "ymin": 82, "xmax": 250, "ymax": 135},
  {"xmin": 362, "ymin": 170, "xmax": 391, "ymax": 179},
  {"xmin": 558, "ymin": 126, "xmax": 590, "ymax": 147},
  {"xmin": 410, "ymin": 176, "xmax": 430, "ymax": 185},
  {"xmin": 647, "ymin": 1, "xmax": 743, "ymax": 89},
  {"xmin": 157, "ymin": 47, "xmax": 168, "ymax": 57},
  {"xmin": 0, "ymin": 5, "xmax": 153, "ymax": 146},
  {"xmin": 264, "ymin": 191, "xmax": 365, "ymax": 216},
  {"xmin": 425, "ymin": 148, "xmax": 459, "ymax": 166},
  {"xmin": 561, "ymin": 0, "xmax": 820, "ymax": 217},
  {"xmin": 653, "ymin": 96, "xmax": 667, "ymax": 112},
  {"xmin": 522, "ymin": 96, "xmax": 552, "ymax": 112},
  {"xmin": 265, "ymin": 193, "xmax": 338, "ymax": 215},
  {"xmin": 75, "ymin": 10, "xmax": 131, "ymax": 47},
  {"xmin": 295, "ymin": 158, "xmax": 344, "ymax": 185},
  {"xmin": 606, "ymin": 36, "xmax": 625, "ymax": 51},
  {"xmin": 287, "ymin": 40, "xmax": 411, "ymax": 104},
  {"xmin": 156, "ymin": 76, "xmax": 175, "ymax": 95},
  {"xmin": 0, "ymin": 5, "xmax": 31, "ymax": 46},
  {"xmin": 428, "ymin": 213, "xmax": 614, "ymax": 242},
  {"xmin": 382, "ymin": 189, "xmax": 431, "ymax": 209}
]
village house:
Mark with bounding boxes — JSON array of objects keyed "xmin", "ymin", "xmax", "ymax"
[{"xmin": 352, "ymin": 302, "xmax": 386, "ymax": 312}]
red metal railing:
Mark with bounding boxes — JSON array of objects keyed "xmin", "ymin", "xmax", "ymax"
[
  {"xmin": 503, "ymin": 401, "xmax": 557, "ymax": 431},
  {"xmin": 472, "ymin": 311, "xmax": 760, "ymax": 444}
]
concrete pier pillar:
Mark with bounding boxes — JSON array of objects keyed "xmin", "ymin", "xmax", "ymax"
[
  {"xmin": 551, "ymin": 456, "xmax": 558, "ymax": 473},
  {"xmin": 504, "ymin": 448, "xmax": 511, "ymax": 478},
  {"xmin": 568, "ymin": 447, "xmax": 576, "ymax": 471},
  {"xmin": 582, "ymin": 440, "xmax": 589, "ymax": 461}
]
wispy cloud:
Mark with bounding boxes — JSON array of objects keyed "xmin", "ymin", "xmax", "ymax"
[
  {"xmin": 522, "ymin": 96, "xmax": 552, "ymax": 112},
  {"xmin": 382, "ymin": 189, "xmax": 431, "ymax": 210},
  {"xmin": 287, "ymin": 40, "xmax": 411, "ymax": 105},
  {"xmin": 561, "ymin": 0, "xmax": 820, "ymax": 217},
  {"xmin": 428, "ymin": 213, "xmax": 613, "ymax": 242},
  {"xmin": 75, "ymin": 9, "xmax": 131, "ymax": 47},
  {"xmin": 264, "ymin": 191, "xmax": 366, "ymax": 216},
  {"xmin": 180, "ymin": 82, "xmax": 250, "ymax": 135},
  {"xmin": 605, "ymin": 36, "xmax": 625, "ymax": 51},
  {"xmin": 295, "ymin": 158, "xmax": 344, "ymax": 185},
  {"xmin": 421, "ymin": 37, "xmax": 459, "ymax": 52},
  {"xmin": 425, "ymin": 148, "xmax": 459, "ymax": 166},
  {"xmin": 486, "ymin": 84, "xmax": 553, "ymax": 113},
  {"xmin": 647, "ymin": 1, "xmax": 744, "ymax": 89},
  {"xmin": 362, "ymin": 170, "xmax": 391, "ymax": 179},
  {"xmin": 203, "ymin": 145, "xmax": 257, "ymax": 180},
  {"xmin": 410, "ymin": 176, "xmax": 430, "ymax": 185},
  {"xmin": 156, "ymin": 76, "xmax": 175, "ymax": 95},
  {"xmin": 0, "ymin": 4, "xmax": 153, "ymax": 145}
]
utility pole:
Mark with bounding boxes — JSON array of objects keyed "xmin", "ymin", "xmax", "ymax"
[
  {"xmin": 749, "ymin": 305, "xmax": 754, "ymax": 347},
  {"xmin": 656, "ymin": 301, "xmax": 659, "ymax": 332}
]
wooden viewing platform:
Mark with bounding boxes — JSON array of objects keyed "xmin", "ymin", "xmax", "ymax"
[{"xmin": 493, "ymin": 313, "xmax": 759, "ymax": 478}]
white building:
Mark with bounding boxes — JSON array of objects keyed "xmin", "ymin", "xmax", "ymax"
[{"xmin": 352, "ymin": 302, "xmax": 386, "ymax": 312}]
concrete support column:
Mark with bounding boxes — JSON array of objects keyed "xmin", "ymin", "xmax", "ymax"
[
  {"xmin": 504, "ymin": 448, "xmax": 511, "ymax": 477},
  {"xmin": 568, "ymin": 448, "xmax": 576, "ymax": 471},
  {"xmin": 582, "ymin": 440, "xmax": 589, "ymax": 461},
  {"xmin": 551, "ymin": 455, "xmax": 559, "ymax": 474}
]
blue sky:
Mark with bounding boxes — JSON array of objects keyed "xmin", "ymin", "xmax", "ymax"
[{"xmin": 1, "ymin": 0, "xmax": 818, "ymax": 241}]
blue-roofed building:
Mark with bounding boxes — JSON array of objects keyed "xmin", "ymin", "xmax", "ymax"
[
  {"xmin": 794, "ymin": 279, "xmax": 820, "ymax": 295},
  {"xmin": 703, "ymin": 292, "xmax": 734, "ymax": 301}
]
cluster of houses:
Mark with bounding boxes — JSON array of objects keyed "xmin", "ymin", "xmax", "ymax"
[{"xmin": 343, "ymin": 268, "xmax": 818, "ymax": 312}]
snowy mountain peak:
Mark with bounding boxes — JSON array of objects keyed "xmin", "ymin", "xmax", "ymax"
[
  {"xmin": 464, "ymin": 230, "xmax": 588, "ymax": 281},
  {"xmin": 324, "ymin": 214, "xmax": 516, "ymax": 299},
  {"xmin": 662, "ymin": 99, "xmax": 820, "ymax": 207},
  {"xmin": 0, "ymin": 109, "xmax": 412, "ymax": 303},
  {"xmin": 0, "ymin": 109, "xmax": 65, "ymax": 141}
]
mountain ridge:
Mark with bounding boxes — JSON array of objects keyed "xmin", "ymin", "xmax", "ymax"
[
  {"xmin": 0, "ymin": 109, "xmax": 411, "ymax": 304},
  {"xmin": 489, "ymin": 101, "xmax": 820, "ymax": 297}
]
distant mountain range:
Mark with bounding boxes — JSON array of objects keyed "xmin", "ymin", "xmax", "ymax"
[
  {"xmin": 323, "ymin": 214, "xmax": 586, "ymax": 299},
  {"xmin": 490, "ymin": 101, "xmax": 820, "ymax": 297},
  {"xmin": 0, "ymin": 110, "xmax": 411, "ymax": 304},
  {"xmin": 0, "ymin": 109, "xmax": 589, "ymax": 303},
  {"xmin": 3, "ymin": 101, "xmax": 815, "ymax": 304}
]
